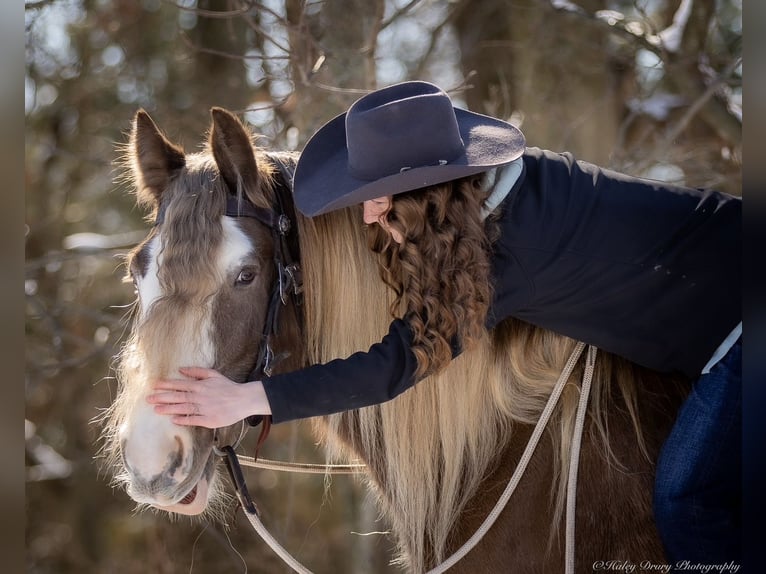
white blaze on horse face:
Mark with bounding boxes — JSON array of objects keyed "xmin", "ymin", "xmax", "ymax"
[
  {"xmin": 136, "ymin": 235, "xmax": 162, "ymax": 320},
  {"xmin": 120, "ymin": 218, "xmax": 255, "ymax": 510},
  {"xmin": 121, "ymin": 230, "xmax": 216, "ymax": 507},
  {"xmin": 219, "ymin": 216, "xmax": 255, "ymax": 277},
  {"xmin": 122, "ymin": 400, "xmax": 198, "ymax": 505}
]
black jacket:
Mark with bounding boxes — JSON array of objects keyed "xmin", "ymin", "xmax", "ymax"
[{"xmin": 262, "ymin": 148, "xmax": 741, "ymax": 423}]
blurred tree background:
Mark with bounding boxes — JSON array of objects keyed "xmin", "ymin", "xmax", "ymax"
[{"xmin": 25, "ymin": 0, "xmax": 741, "ymax": 572}]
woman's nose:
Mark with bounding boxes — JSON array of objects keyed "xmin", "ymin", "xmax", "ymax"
[{"xmin": 362, "ymin": 202, "xmax": 378, "ymax": 225}]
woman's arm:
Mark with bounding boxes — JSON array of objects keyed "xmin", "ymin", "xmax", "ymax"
[
  {"xmin": 262, "ymin": 318, "xmax": 420, "ymax": 422},
  {"xmin": 147, "ymin": 318, "xmax": 422, "ymax": 426}
]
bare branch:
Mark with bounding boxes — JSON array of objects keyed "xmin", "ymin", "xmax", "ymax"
[
  {"xmin": 381, "ymin": 0, "xmax": 424, "ymax": 30},
  {"xmin": 662, "ymin": 56, "xmax": 742, "ymax": 147},
  {"xmin": 412, "ymin": 2, "xmax": 466, "ymax": 80},
  {"xmin": 556, "ymin": 5, "xmax": 664, "ymax": 56},
  {"xmin": 310, "ymin": 83, "xmax": 371, "ymax": 95},
  {"xmin": 548, "ymin": 0, "xmax": 741, "ymax": 146},
  {"xmin": 236, "ymin": 6, "xmax": 293, "ymax": 54},
  {"xmin": 179, "ymin": 32, "xmax": 290, "ymax": 62},
  {"xmin": 25, "ymin": 248, "xmax": 130, "ymax": 273},
  {"xmin": 162, "ymin": 0, "xmax": 255, "ymax": 19},
  {"xmin": 24, "ymin": 0, "xmax": 57, "ymax": 11}
]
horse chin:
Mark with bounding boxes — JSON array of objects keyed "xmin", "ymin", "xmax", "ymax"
[{"xmin": 152, "ymin": 474, "xmax": 210, "ymax": 516}]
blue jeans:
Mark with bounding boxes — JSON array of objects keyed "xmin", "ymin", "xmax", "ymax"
[{"xmin": 654, "ymin": 338, "xmax": 741, "ymax": 571}]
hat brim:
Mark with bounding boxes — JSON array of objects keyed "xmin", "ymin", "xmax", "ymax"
[{"xmin": 294, "ymin": 107, "xmax": 525, "ymax": 217}]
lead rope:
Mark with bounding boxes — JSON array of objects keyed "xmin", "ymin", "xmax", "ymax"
[
  {"xmin": 236, "ymin": 342, "xmax": 596, "ymax": 574},
  {"xmin": 237, "ymin": 456, "xmax": 366, "ymax": 474},
  {"xmin": 565, "ymin": 344, "xmax": 597, "ymax": 574},
  {"xmin": 423, "ymin": 341, "xmax": 593, "ymax": 574},
  {"xmin": 230, "ymin": 414, "xmax": 315, "ymax": 574},
  {"xmin": 240, "ymin": 505, "xmax": 314, "ymax": 574}
]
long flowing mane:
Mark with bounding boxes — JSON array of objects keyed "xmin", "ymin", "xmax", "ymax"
[{"xmin": 295, "ymin": 206, "xmax": 676, "ymax": 570}]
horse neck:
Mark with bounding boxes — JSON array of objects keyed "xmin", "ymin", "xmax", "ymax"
[
  {"xmin": 295, "ymin": 206, "xmax": 518, "ymax": 569},
  {"xmin": 294, "ymin": 202, "xmax": 657, "ymax": 572}
]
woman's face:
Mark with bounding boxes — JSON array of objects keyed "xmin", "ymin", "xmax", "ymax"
[{"xmin": 362, "ymin": 195, "xmax": 403, "ymax": 244}]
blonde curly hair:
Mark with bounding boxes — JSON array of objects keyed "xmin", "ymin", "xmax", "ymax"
[{"xmin": 367, "ymin": 174, "xmax": 497, "ymax": 378}]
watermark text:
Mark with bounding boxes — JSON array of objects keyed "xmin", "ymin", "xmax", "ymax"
[{"xmin": 591, "ymin": 560, "xmax": 741, "ymax": 574}]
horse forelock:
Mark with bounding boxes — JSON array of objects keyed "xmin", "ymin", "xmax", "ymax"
[{"xmin": 157, "ymin": 154, "xmax": 227, "ymax": 294}]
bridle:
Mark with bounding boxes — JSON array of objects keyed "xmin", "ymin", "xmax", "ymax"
[
  {"xmin": 225, "ymin": 156, "xmax": 304, "ymax": 383},
  {"xmin": 181, "ymin": 155, "xmax": 597, "ymax": 573},
  {"xmin": 207, "ymin": 153, "xmax": 304, "ymax": 516}
]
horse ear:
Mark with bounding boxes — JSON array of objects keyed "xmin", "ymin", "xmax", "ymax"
[
  {"xmin": 209, "ymin": 107, "xmax": 266, "ymax": 204},
  {"xmin": 130, "ymin": 110, "xmax": 185, "ymax": 208}
]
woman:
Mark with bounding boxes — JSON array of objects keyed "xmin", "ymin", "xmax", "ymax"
[{"xmin": 147, "ymin": 81, "xmax": 741, "ymax": 567}]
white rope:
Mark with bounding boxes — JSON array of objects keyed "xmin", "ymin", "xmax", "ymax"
[
  {"xmin": 424, "ymin": 341, "xmax": 587, "ymax": 574},
  {"xmin": 565, "ymin": 345, "xmax": 597, "ymax": 574},
  {"xmin": 239, "ymin": 342, "xmax": 595, "ymax": 574},
  {"xmin": 240, "ymin": 507, "xmax": 313, "ymax": 574},
  {"xmin": 237, "ymin": 456, "xmax": 366, "ymax": 475}
]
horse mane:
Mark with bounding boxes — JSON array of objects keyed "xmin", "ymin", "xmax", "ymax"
[{"xmin": 296, "ymin": 206, "xmax": 653, "ymax": 571}]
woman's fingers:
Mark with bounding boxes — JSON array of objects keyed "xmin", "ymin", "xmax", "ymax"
[
  {"xmin": 171, "ymin": 415, "xmax": 202, "ymax": 426},
  {"xmin": 151, "ymin": 378, "xmax": 197, "ymax": 392},
  {"xmin": 152, "ymin": 401, "xmax": 195, "ymax": 415},
  {"xmin": 144, "ymin": 369, "xmax": 265, "ymax": 429},
  {"xmin": 146, "ymin": 374, "xmax": 226, "ymax": 429},
  {"xmin": 149, "ymin": 367, "xmax": 224, "ymax": 393},
  {"xmin": 179, "ymin": 366, "xmax": 220, "ymax": 379},
  {"xmin": 151, "ymin": 398, "xmax": 214, "ymax": 427},
  {"xmin": 147, "ymin": 390, "xmax": 190, "ymax": 405}
]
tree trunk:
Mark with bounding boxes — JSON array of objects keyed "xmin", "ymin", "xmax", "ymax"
[{"xmin": 454, "ymin": 0, "xmax": 621, "ymax": 164}]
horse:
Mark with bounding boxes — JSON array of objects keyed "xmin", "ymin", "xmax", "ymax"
[{"xmin": 100, "ymin": 107, "xmax": 687, "ymax": 572}]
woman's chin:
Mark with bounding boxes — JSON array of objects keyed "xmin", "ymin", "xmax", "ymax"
[{"xmin": 152, "ymin": 476, "xmax": 210, "ymax": 516}]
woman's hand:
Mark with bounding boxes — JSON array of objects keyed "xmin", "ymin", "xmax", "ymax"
[{"xmin": 146, "ymin": 367, "xmax": 271, "ymax": 428}]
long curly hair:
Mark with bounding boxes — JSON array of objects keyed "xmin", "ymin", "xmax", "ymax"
[{"xmin": 367, "ymin": 174, "xmax": 497, "ymax": 379}]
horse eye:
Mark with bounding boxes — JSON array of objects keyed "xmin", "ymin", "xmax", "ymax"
[{"xmin": 236, "ymin": 268, "xmax": 257, "ymax": 285}]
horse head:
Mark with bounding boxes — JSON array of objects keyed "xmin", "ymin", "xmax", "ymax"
[{"xmin": 102, "ymin": 108, "xmax": 299, "ymax": 517}]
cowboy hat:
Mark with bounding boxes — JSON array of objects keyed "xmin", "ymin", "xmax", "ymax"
[{"xmin": 293, "ymin": 81, "xmax": 526, "ymax": 217}]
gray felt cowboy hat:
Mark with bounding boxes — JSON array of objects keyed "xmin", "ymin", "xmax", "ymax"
[{"xmin": 293, "ymin": 81, "xmax": 526, "ymax": 217}]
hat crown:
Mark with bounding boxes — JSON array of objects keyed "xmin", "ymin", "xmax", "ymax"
[{"xmin": 346, "ymin": 82, "xmax": 465, "ymax": 181}]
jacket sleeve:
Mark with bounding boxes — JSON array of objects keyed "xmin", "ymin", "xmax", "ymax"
[{"xmin": 260, "ymin": 318, "xmax": 422, "ymax": 423}]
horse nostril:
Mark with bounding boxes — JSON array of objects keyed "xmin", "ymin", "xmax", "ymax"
[{"xmin": 165, "ymin": 436, "xmax": 186, "ymax": 477}]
